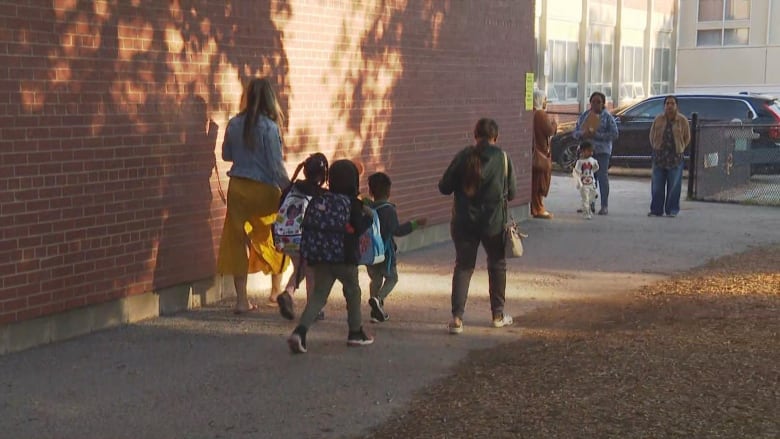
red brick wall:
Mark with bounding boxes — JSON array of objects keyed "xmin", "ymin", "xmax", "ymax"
[{"xmin": 0, "ymin": 0, "xmax": 534, "ymax": 325}]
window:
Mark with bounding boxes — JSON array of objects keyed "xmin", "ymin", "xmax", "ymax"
[
  {"xmin": 620, "ymin": 46, "xmax": 644, "ymax": 101},
  {"xmin": 651, "ymin": 32, "xmax": 672, "ymax": 96},
  {"xmin": 724, "ymin": 28, "xmax": 749, "ymax": 45},
  {"xmin": 547, "ymin": 40, "xmax": 579, "ymax": 102},
  {"xmin": 587, "ymin": 42, "xmax": 613, "ymax": 100},
  {"xmin": 677, "ymin": 98, "xmax": 751, "ymax": 120},
  {"xmin": 623, "ymin": 99, "xmax": 664, "ymax": 119},
  {"xmin": 696, "ymin": 0, "xmax": 750, "ymax": 46}
]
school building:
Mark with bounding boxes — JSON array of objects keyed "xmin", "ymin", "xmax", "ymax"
[
  {"xmin": 534, "ymin": 0, "xmax": 678, "ymax": 113},
  {"xmin": 676, "ymin": 0, "xmax": 780, "ymax": 96},
  {"xmin": 0, "ymin": 1, "xmax": 534, "ymax": 353}
]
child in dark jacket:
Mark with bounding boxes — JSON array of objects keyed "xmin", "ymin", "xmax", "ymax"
[
  {"xmin": 287, "ymin": 159, "xmax": 374, "ymax": 354},
  {"xmin": 365, "ymin": 172, "xmax": 427, "ymax": 323}
]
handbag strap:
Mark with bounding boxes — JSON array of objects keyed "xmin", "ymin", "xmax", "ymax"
[
  {"xmin": 502, "ymin": 151, "xmax": 512, "ymax": 223},
  {"xmin": 502, "ymin": 150, "xmax": 508, "ymax": 200}
]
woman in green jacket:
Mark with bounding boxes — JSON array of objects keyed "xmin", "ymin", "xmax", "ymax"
[{"xmin": 439, "ymin": 118, "xmax": 517, "ymax": 334}]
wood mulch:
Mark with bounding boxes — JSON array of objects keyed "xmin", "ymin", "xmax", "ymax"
[{"xmin": 362, "ymin": 244, "xmax": 780, "ymax": 439}]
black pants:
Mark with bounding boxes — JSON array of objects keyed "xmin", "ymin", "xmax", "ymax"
[{"xmin": 450, "ymin": 224, "xmax": 507, "ymax": 320}]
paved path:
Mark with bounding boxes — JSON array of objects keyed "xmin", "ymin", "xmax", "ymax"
[{"xmin": 1, "ymin": 174, "xmax": 778, "ymax": 439}]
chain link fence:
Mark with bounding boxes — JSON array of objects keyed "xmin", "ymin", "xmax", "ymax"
[{"xmin": 689, "ymin": 118, "xmax": 780, "ymax": 206}]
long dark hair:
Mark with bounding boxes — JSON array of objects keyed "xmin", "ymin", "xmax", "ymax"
[
  {"xmin": 289, "ymin": 153, "xmax": 329, "ymax": 187},
  {"xmin": 462, "ymin": 118, "xmax": 499, "ymax": 198},
  {"xmin": 240, "ymin": 77, "xmax": 284, "ymax": 149}
]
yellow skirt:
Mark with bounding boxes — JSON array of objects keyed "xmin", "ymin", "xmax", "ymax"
[{"xmin": 217, "ymin": 177, "xmax": 289, "ymax": 275}]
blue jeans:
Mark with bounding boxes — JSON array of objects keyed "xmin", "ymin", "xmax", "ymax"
[
  {"xmin": 593, "ymin": 153, "xmax": 610, "ymax": 209},
  {"xmin": 650, "ymin": 162, "xmax": 684, "ymax": 215}
]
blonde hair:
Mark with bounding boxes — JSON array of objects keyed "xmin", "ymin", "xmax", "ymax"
[{"xmin": 240, "ymin": 78, "xmax": 285, "ymax": 147}]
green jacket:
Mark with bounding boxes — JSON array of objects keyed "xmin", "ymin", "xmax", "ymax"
[{"xmin": 438, "ymin": 143, "xmax": 516, "ymax": 236}]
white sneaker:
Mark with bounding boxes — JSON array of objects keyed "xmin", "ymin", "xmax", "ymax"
[
  {"xmin": 448, "ymin": 318, "xmax": 463, "ymax": 334},
  {"xmin": 492, "ymin": 314, "xmax": 513, "ymax": 328}
]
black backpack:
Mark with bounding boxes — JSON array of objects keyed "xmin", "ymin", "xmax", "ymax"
[{"xmin": 300, "ymin": 192, "xmax": 352, "ymax": 263}]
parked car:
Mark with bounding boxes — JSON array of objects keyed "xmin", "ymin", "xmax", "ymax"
[{"xmin": 551, "ymin": 93, "xmax": 780, "ymax": 172}]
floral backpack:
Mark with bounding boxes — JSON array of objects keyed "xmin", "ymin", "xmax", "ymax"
[
  {"xmin": 300, "ymin": 192, "xmax": 352, "ymax": 263},
  {"xmin": 273, "ymin": 185, "xmax": 311, "ymax": 255}
]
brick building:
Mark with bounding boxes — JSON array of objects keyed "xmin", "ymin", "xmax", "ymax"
[{"xmin": 0, "ymin": 0, "xmax": 534, "ymax": 353}]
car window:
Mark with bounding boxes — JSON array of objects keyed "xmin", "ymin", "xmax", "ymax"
[
  {"xmin": 678, "ymin": 98, "xmax": 751, "ymax": 121},
  {"xmin": 622, "ymin": 99, "xmax": 664, "ymax": 119}
]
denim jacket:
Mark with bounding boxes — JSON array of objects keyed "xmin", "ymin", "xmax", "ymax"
[
  {"xmin": 222, "ymin": 114, "xmax": 290, "ymax": 189},
  {"xmin": 573, "ymin": 110, "xmax": 619, "ymax": 156}
]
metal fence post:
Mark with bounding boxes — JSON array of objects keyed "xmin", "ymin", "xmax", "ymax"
[{"xmin": 687, "ymin": 113, "xmax": 698, "ymax": 200}]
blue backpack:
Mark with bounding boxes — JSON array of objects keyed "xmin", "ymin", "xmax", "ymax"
[
  {"xmin": 357, "ymin": 203, "xmax": 393, "ymax": 267},
  {"xmin": 300, "ymin": 192, "xmax": 352, "ymax": 263}
]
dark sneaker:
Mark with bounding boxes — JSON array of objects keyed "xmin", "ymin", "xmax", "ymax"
[
  {"xmin": 287, "ymin": 328, "xmax": 307, "ymax": 354},
  {"xmin": 491, "ymin": 313, "xmax": 513, "ymax": 328},
  {"xmin": 598, "ymin": 207, "xmax": 608, "ymax": 215},
  {"xmin": 347, "ymin": 327, "xmax": 374, "ymax": 346},
  {"xmin": 277, "ymin": 292, "xmax": 295, "ymax": 320},
  {"xmin": 368, "ymin": 297, "xmax": 389, "ymax": 323}
]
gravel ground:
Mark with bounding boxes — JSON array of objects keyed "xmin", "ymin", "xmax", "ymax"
[
  {"xmin": 3, "ymin": 175, "xmax": 778, "ymax": 439},
  {"xmin": 362, "ymin": 244, "xmax": 780, "ymax": 439}
]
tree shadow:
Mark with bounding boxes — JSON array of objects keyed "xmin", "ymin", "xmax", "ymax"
[{"xmin": 5, "ymin": 0, "xmax": 289, "ymax": 319}]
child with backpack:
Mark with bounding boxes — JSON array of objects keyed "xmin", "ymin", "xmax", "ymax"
[
  {"xmin": 287, "ymin": 159, "xmax": 375, "ymax": 354},
  {"xmin": 364, "ymin": 172, "xmax": 427, "ymax": 323},
  {"xmin": 273, "ymin": 153, "xmax": 329, "ymax": 320}
]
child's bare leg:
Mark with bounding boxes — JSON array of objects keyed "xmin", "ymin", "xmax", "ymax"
[
  {"xmin": 269, "ymin": 273, "xmax": 282, "ymax": 302},
  {"xmin": 284, "ymin": 254, "xmax": 302, "ymax": 295}
]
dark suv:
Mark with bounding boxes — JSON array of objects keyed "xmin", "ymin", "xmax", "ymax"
[{"xmin": 551, "ymin": 93, "xmax": 780, "ymax": 171}]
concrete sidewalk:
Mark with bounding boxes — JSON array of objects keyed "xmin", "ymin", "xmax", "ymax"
[{"xmin": 1, "ymin": 174, "xmax": 779, "ymax": 439}]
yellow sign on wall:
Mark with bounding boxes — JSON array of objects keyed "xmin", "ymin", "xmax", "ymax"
[{"xmin": 525, "ymin": 73, "xmax": 534, "ymax": 111}]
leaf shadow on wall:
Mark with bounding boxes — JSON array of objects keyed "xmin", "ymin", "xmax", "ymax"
[
  {"xmin": 5, "ymin": 0, "xmax": 290, "ymax": 318},
  {"xmin": 152, "ymin": 92, "xmax": 217, "ymax": 303}
]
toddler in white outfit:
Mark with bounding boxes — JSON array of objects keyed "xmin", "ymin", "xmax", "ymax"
[{"xmin": 572, "ymin": 141, "xmax": 600, "ymax": 219}]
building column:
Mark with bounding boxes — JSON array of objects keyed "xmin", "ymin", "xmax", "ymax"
[
  {"xmin": 579, "ymin": 0, "xmax": 590, "ymax": 112},
  {"xmin": 539, "ymin": 0, "xmax": 549, "ymax": 94},
  {"xmin": 644, "ymin": 0, "xmax": 653, "ymax": 97},
  {"xmin": 613, "ymin": 0, "xmax": 623, "ymax": 107}
]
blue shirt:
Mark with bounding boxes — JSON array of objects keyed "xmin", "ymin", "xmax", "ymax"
[
  {"xmin": 222, "ymin": 114, "xmax": 290, "ymax": 188},
  {"xmin": 573, "ymin": 110, "xmax": 619, "ymax": 156}
]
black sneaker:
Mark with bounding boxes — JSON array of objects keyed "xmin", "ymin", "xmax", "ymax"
[
  {"xmin": 368, "ymin": 297, "xmax": 389, "ymax": 323},
  {"xmin": 277, "ymin": 291, "xmax": 295, "ymax": 320},
  {"xmin": 287, "ymin": 327, "xmax": 307, "ymax": 354},
  {"xmin": 347, "ymin": 327, "xmax": 374, "ymax": 347}
]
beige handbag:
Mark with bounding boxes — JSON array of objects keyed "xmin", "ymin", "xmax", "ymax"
[
  {"xmin": 504, "ymin": 216, "xmax": 526, "ymax": 258},
  {"xmin": 502, "ymin": 152, "xmax": 527, "ymax": 258}
]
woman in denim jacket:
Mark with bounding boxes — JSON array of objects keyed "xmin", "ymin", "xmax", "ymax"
[{"xmin": 218, "ymin": 78, "xmax": 290, "ymax": 314}]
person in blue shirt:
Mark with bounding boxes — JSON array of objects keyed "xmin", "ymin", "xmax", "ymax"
[
  {"xmin": 218, "ymin": 78, "xmax": 290, "ymax": 314},
  {"xmin": 573, "ymin": 92, "xmax": 619, "ymax": 215}
]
